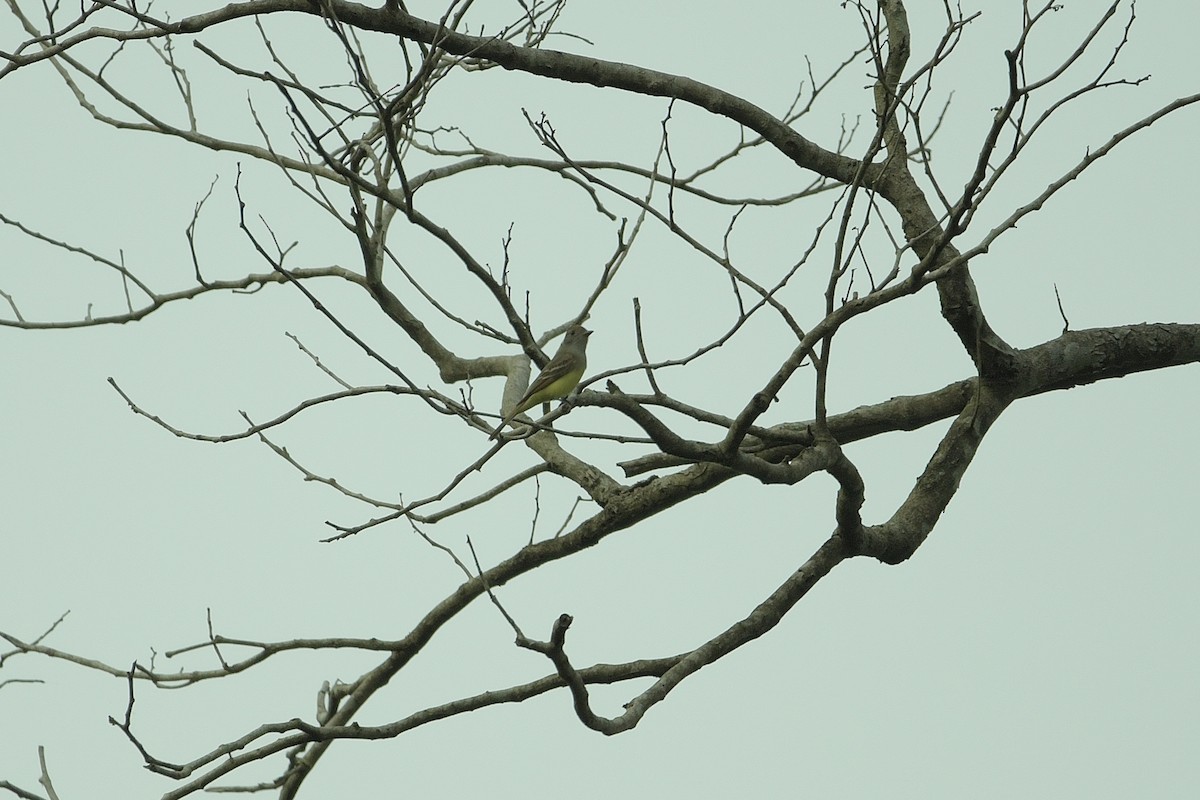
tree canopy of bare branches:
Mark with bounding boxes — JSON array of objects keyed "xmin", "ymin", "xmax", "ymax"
[{"xmin": 2, "ymin": 1, "xmax": 1197, "ymax": 798}]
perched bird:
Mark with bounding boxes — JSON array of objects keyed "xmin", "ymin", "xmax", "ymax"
[{"xmin": 490, "ymin": 325, "xmax": 591, "ymax": 439}]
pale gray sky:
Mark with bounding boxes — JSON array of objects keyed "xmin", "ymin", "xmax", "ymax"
[{"xmin": 2, "ymin": 2, "xmax": 1198, "ymax": 798}]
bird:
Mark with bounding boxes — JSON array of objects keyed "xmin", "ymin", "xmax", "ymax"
[{"xmin": 490, "ymin": 325, "xmax": 591, "ymax": 439}]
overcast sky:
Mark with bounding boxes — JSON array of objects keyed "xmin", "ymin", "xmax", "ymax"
[{"xmin": 2, "ymin": 2, "xmax": 1198, "ymax": 798}]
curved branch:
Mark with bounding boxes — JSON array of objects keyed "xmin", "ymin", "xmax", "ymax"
[
  {"xmin": 4, "ymin": 1, "xmax": 869, "ymax": 184},
  {"xmin": 520, "ymin": 537, "xmax": 847, "ymax": 734}
]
